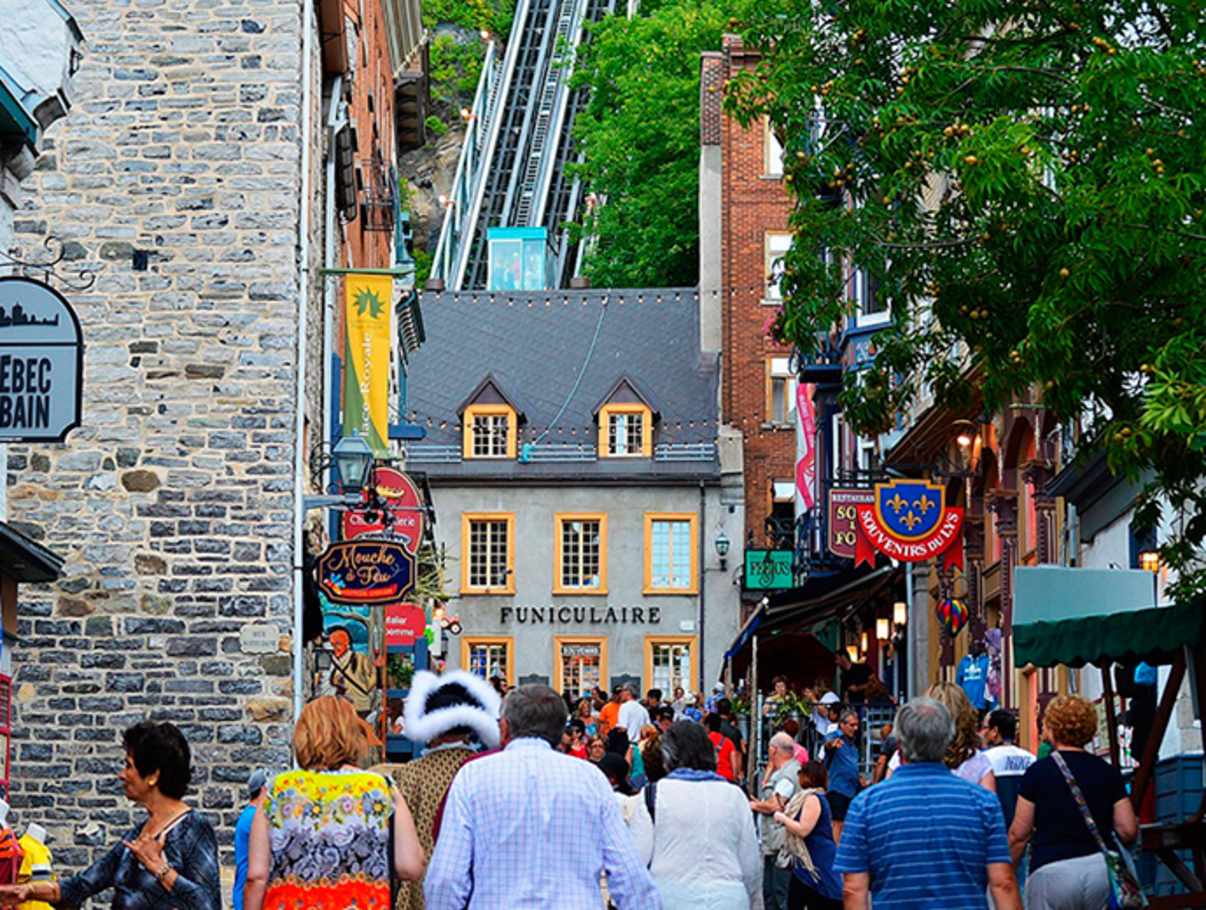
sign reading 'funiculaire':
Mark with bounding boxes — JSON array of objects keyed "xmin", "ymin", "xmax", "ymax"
[{"xmin": 0, "ymin": 277, "xmax": 84, "ymax": 442}]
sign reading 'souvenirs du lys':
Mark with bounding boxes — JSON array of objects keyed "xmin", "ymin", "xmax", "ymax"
[{"xmin": 0, "ymin": 277, "xmax": 84, "ymax": 442}]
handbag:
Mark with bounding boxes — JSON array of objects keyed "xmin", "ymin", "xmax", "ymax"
[{"xmin": 1051, "ymin": 751, "xmax": 1147, "ymax": 909}]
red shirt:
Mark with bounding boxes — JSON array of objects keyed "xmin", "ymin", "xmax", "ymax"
[
  {"xmin": 569, "ymin": 744, "xmax": 588, "ymax": 759},
  {"xmin": 709, "ymin": 731, "xmax": 737, "ymax": 781}
]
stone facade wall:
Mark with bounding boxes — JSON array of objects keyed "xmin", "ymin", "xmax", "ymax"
[
  {"xmin": 5, "ymin": 0, "xmax": 313, "ymax": 875},
  {"xmin": 718, "ymin": 35, "xmax": 795, "ymax": 548}
]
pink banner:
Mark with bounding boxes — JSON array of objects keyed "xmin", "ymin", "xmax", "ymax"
[{"xmin": 795, "ymin": 383, "xmax": 816, "ymax": 511}]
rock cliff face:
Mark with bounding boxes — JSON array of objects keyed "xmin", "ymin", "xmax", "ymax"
[{"xmin": 399, "ymin": 125, "xmax": 467, "ymax": 257}]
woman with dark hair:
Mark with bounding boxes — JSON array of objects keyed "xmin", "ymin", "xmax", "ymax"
[
  {"xmin": 774, "ymin": 761, "xmax": 842, "ymax": 910},
  {"xmin": 628, "ymin": 721, "xmax": 761, "ymax": 908},
  {"xmin": 0, "ymin": 721, "xmax": 221, "ymax": 908}
]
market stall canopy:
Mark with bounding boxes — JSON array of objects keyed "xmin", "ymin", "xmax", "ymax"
[
  {"xmin": 724, "ymin": 564, "xmax": 899, "ymax": 678},
  {"xmin": 1013, "ymin": 566, "xmax": 1201, "ymax": 668}
]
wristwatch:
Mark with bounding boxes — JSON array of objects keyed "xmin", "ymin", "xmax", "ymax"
[{"xmin": 156, "ymin": 861, "xmax": 173, "ymax": 883}]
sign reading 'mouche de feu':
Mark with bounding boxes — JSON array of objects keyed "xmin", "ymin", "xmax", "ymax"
[
  {"xmin": 318, "ymin": 539, "xmax": 416, "ymax": 605},
  {"xmin": 0, "ymin": 277, "xmax": 84, "ymax": 442}
]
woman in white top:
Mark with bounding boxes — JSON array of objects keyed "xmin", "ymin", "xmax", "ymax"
[
  {"xmin": 927, "ymin": 682, "xmax": 996, "ymax": 790},
  {"xmin": 626, "ymin": 721, "xmax": 763, "ymax": 910}
]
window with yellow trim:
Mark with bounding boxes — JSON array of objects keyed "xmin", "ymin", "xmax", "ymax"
[
  {"xmin": 555, "ymin": 513, "xmax": 607, "ymax": 593},
  {"xmin": 644, "ymin": 513, "xmax": 697, "ymax": 594},
  {"xmin": 644, "ymin": 635, "xmax": 697, "ymax": 694},
  {"xmin": 462, "ymin": 404, "xmax": 517, "ymax": 459},
  {"xmin": 462, "ymin": 637, "xmax": 514, "ymax": 686},
  {"xmin": 461, "ymin": 513, "xmax": 515, "ymax": 593},
  {"xmin": 598, "ymin": 403, "xmax": 652, "ymax": 458},
  {"xmin": 555, "ymin": 636, "xmax": 608, "ymax": 696}
]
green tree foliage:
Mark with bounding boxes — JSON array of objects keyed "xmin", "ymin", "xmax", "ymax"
[
  {"xmin": 571, "ymin": 0, "xmax": 727, "ymax": 287},
  {"xmin": 726, "ymin": 1, "xmax": 1206, "ymax": 597},
  {"xmin": 423, "ymin": 0, "xmax": 516, "ymax": 120}
]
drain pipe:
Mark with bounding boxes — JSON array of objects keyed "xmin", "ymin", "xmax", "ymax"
[
  {"xmin": 698, "ymin": 480, "xmax": 707, "ymax": 694},
  {"xmin": 292, "ymin": 0, "xmax": 316, "ymax": 723}
]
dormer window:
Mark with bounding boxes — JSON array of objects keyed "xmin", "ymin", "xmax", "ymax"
[
  {"xmin": 595, "ymin": 378, "xmax": 656, "ymax": 459},
  {"xmin": 458, "ymin": 376, "xmax": 522, "ymax": 460}
]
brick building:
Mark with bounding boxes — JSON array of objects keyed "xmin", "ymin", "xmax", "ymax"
[
  {"xmin": 3, "ymin": 0, "xmax": 425, "ymax": 880},
  {"xmin": 700, "ymin": 35, "xmax": 795, "ymax": 571}
]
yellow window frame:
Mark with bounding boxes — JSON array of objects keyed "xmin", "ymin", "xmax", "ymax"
[
  {"xmin": 643, "ymin": 634, "xmax": 699, "ymax": 694},
  {"xmin": 643, "ymin": 512, "xmax": 699, "ymax": 595},
  {"xmin": 553, "ymin": 635, "xmax": 609, "ymax": 696},
  {"xmin": 597, "ymin": 403, "xmax": 652, "ymax": 458},
  {"xmin": 462, "ymin": 403, "xmax": 518, "ymax": 460},
  {"xmin": 553, "ymin": 512, "xmax": 609, "ymax": 595},
  {"xmin": 461, "ymin": 636, "xmax": 515, "ymax": 687},
  {"xmin": 460, "ymin": 511, "xmax": 516, "ymax": 595}
]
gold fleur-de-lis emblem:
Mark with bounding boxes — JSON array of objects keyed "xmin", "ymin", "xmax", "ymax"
[
  {"xmin": 913, "ymin": 494, "xmax": 934, "ymax": 514},
  {"xmin": 901, "ymin": 511, "xmax": 921, "ymax": 530},
  {"xmin": 886, "ymin": 493, "xmax": 909, "ymax": 514}
]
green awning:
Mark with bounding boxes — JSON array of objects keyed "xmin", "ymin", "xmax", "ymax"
[{"xmin": 1013, "ymin": 600, "xmax": 1205, "ymax": 669}]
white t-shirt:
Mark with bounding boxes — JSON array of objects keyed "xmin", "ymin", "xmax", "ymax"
[
  {"xmin": 985, "ymin": 744, "xmax": 1035, "ymax": 779},
  {"xmin": 618, "ymin": 700, "xmax": 650, "ymax": 741}
]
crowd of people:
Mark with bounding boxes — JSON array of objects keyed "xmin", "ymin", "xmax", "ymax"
[{"xmin": 0, "ymin": 669, "xmax": 1141, "ymax": 910}]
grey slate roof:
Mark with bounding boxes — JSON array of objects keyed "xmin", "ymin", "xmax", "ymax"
[{"xmin": 405, "ymin": 288, "xmax": 719, "ymax": 480}]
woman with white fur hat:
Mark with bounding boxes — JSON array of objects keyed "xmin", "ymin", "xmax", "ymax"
[{"xmin": 371, "ymin": 670, "xmax": 501, "ymax": 910}]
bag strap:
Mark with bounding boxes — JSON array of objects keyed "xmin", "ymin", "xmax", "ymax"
[
  {"xmin": 644, "ymin": 781, "xmax": 657, "ymax": 825},
  {"xmin": 1051, "ymin": 751, "xmax": 1111, "ymax": 856}
]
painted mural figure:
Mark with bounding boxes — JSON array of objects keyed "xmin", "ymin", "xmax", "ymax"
[{"xmin": 328, "ymin": 627, "xmax": 379, "ymax": 716}]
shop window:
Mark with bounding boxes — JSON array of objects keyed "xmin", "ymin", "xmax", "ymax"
[
  {"xmin": 462, "ymin": 637, "xmax": 514, "ymax": 686},
  {"xmin": 765, "ymin": 232, "xmax": 792, "ymax": 301},
  {"xmin": 555, "ymin": 514, "xmax": 608, "ymax": 594},
  {"xmin": 645, "ymin": 636, "xmax": 697, "ymax": 695},
  {"xmin": 555, "ymin": 636, "xmax": 608, "ymax": 697},
  {"xmin": 765, "ymin": 118, "xmax": 785, "ymax": 177},
  {"xmin": 463, "ymin": 404, "xmax": 517, "ymax": 459},
  {"xmin": 768, "ymin": 481, "xmax": 795, "ymax": 547},
  {"xmin": 461, "ymin": 513, "xmax": 515, "ymax": 594},
  {"xmin": 766, "ymin": 356, "xmax": 797, "ymax": 425},
  {"xmin": 598, "ymin": 403, "xmax": 652, "ymax": 457},
  {"xmin": 644, "ymin": 513, "xmax": 698, "ymax": 594}
]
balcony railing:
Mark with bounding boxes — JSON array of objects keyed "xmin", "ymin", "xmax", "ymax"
[{"xmin": 405, "ymin": 441, "xmax": 718, "ymax": 465}]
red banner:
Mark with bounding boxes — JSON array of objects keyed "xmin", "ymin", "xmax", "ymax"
[
  {"xmin": 385, "ymin": 602, "xmax": 426, "ymax": 647},
  {"xmin": 854, "ymin": 504, "xmax": 965, "ymax": 570},
  {"xmin": 795, "ymin": 383, "xmax": 816, "ymax": 511},
  {"xmin": 343, "ymin": 466, "xmax": 426, "ymax": 552}
]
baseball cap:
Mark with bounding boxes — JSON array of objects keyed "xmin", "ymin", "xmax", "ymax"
[
  {"xmin": 247, "ymin": 768, "xmax": 273, "ymax": 800},
  {"xmin": 820, "ymin": 691, "xmax": 840, "ymax": 705}
]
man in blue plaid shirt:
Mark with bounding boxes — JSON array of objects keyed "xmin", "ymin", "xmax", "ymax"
[{"xmin": 425, "ymin": 684, "xmax": 661, "ymax": 909}]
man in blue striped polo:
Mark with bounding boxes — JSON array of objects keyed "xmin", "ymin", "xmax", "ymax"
[{"xmin": 834, "ymin": 697, "xmax": 1022, "ymax": 909}]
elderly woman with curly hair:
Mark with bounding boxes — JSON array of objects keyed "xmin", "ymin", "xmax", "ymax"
[
  {"xmin": 926, "ymin": 682, "xmax": 995, "ymax": 791},
  {"xmin": 1008, "ymin": 694, "xmax": 1138, "ymax": 909}
]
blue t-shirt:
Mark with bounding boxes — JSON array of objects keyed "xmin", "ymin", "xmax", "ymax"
[
  {"xmin": 824, "ymin": 731, "xmax": 859, "ymax": 797},
  {"xmin": 232, "ymin": 803, "xmax": 256, "ymax": 910},
  {"xmin": 957, "ymin": 653, "xmax": 990, "ymax": 710},
  {"xmin": 834, "ymin": 762, "xmax": 1010, "ymax": 909}
]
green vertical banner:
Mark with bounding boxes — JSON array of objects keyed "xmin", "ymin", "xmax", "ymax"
[{"xmin": 343, "ymin": 273, "xmax": 392, "ymax": 455}]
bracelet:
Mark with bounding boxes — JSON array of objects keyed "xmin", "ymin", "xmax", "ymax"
[{"xmin": 156, "ymin": 862, "xmax": 173, "ymax": 882}]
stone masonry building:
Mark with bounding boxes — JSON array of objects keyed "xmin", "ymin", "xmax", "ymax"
[{"xmin": 2, "ymin": 0, "xmax": 426, "ymax": 884}]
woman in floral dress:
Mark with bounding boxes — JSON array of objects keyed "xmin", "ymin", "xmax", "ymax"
[{"xmin": 243, "ymin": 696, "xmax": 424, "ymax": 910}]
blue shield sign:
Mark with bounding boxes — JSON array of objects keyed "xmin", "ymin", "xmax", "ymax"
[{"xmin": 873, "ymin": 480, "xmax": 944, "ymax": 541}]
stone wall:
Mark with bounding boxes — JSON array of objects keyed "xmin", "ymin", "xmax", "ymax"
[{"xmin": 5, "ymin": 0, "xmax": 314, "ymax": 875}]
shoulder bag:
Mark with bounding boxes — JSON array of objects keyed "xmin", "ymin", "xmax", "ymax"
[{"xmin": 1051, "ymin": 751, "xmax": 1147, "ymax": 909}]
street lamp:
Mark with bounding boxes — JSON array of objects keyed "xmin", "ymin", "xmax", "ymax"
[
  {"xmin": 714, "ymin": 529, "xmax": 731, "ymax": 571},
  {"xmin": 876, "ymin": 617, "xmax": 891, "ymax": 641},
  {"xmin": 893, "ymin": 600, "xmax": 908, "ymax": 626},
  {"xmin": 845, "ymin": 644, "xmax": 860, "ymax": 662},
  {"xmin": 333, "ymin": 434, "xmax": 374, "ymax": 494}
]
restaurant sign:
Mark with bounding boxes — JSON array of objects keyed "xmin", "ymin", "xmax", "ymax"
[
  {"xmin": 743, "ymin": 549, "xmax": 794, "ymax": 590},
  {"xmin": 0, "ymin": 277, "xmax": 84, "ymax": 442},
  {"xmin": 318, "ymin": 539, "xmax": 416, "ymax": 605},
  {"xmin": 854, "ymin": 479, "xmax": 964, "ymax": 570},
  {"xmin": 384, "ymin": 602, "xmax": 427, "ymax": 647},
  {"xmin": 828, "ymin": 488, "xmax": 874, "ymax": 559},
  {"xmin": 342, "ymin": 466, "xmax": 426, "ymax": 551}
]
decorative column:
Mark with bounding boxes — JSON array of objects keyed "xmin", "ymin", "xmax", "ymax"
[
  {"xmin": 990, "ymin": 493, "xmax": 1019, "ymax": 706},
  {"xmin": 1024, "ymin": 461, "xmax": 1056, "ymax": 565}
]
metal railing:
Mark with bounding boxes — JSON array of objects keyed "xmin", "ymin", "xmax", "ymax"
[{"xmin": 404, "ymin": 440, "xmax": 718, "ymax": 465}]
